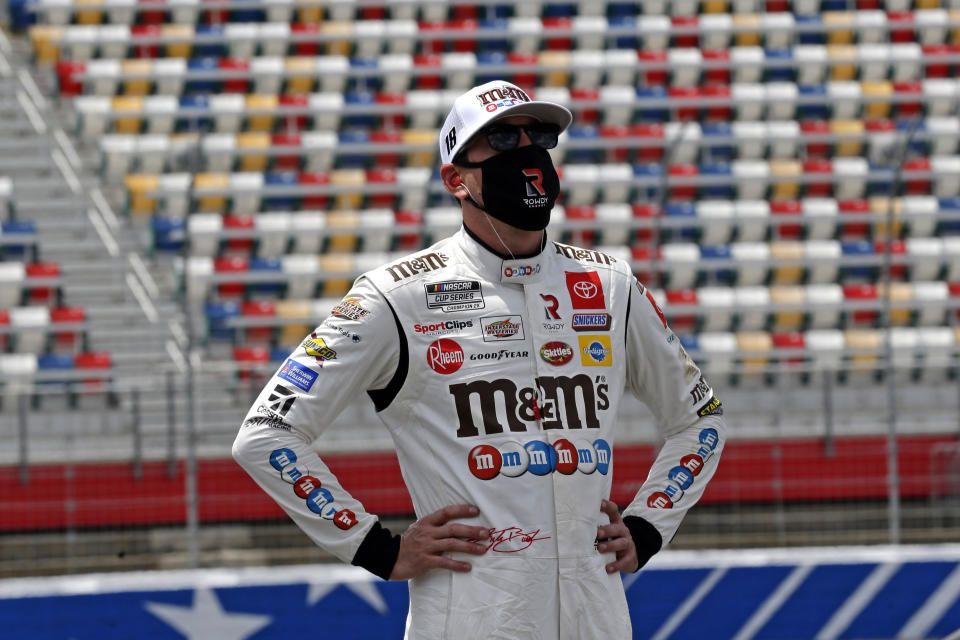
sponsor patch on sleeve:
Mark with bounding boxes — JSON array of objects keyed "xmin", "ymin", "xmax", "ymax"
[
  {"xmin": 697, "ymin": 395, "xmax": 723, "ymax": 417},
  {"xmin": 277, "ymin": 359, "xmax": 318, "ymax": 392},
  {"xmin": 331, "ymin": 297, "xmax": 371, "ymax": 321}
]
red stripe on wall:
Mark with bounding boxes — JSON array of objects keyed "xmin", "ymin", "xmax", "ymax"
[{"xmin": 0, "ymin": 435, "xmax": 955, "ymax": 531}]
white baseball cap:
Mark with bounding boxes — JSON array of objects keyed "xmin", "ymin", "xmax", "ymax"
[{"xmin": 438, "ymin": 80, "xmax": 573, "ymax": 165}]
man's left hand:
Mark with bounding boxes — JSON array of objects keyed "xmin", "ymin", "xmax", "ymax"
[{"xmin": 596, "ymin": 499, "xmax": 638, "ymax": 574}]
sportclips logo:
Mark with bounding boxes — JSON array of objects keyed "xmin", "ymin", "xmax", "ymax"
[
  {"xmin": 468, "ymin": 438, "xmax": 612, "ymax": 480},
  {"xmin": 413, "ymin": 319, "xmax": 473, "ymax": 337},
  {"xmin": 268, "ymin": 448, "xmax": 358, "ymax": 530},
  {"xmin": 646, "ymin": 428, "xmax": 720, "ymax": 510},
  {"xmin": 449, "ymin": 374, "xmax": 609, "ymax": 438}
]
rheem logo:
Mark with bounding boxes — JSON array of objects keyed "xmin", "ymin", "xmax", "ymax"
[{"xmin": 427, "ymin": 338, "xmax": 464, "ymax": 374}]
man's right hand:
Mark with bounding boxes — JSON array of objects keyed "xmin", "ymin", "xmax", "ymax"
[{"xmin": 389, "ymin": 504, "xmax": 490, "ymax": 580}]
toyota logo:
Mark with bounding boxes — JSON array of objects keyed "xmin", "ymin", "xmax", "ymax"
[{"xmin": 573, "ymin": 281, "xmax": 597, "ymax": 299}]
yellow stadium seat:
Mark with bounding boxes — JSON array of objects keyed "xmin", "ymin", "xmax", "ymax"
[
  {"xmin": 733, "ymin": 14, "xmax": 761, "ymax": 47},
  {"xmin": 163, "ymin": 24, "xmax": 193, "ymax": 59},
  {"xmin": 323, "ymin": 21, "xmax": 353, "ymax": 56},
  {"xmin": 770, "ymin": 286, "xmax": 806, "ymax": 331},
  {"xmin": 111, "ymin": 96, "xmax": 144, "ymax": 134},
  {"xmin": 879, "ymin": 282, "xmax": 914, "ymax": 326},
  {"xmin": 276, "ymin": 300, "xmax": 312, "ymax": 346},
  {"xmin": 30, "ymin": 26, "xmax": 63, "ymax": 64},
  {"xmin": 770, "ymin": 242, "xmax": 805, "ymax": 285},
  {"xmin": 845, "ymin": 329, "xmax": 881, "ymax": 374},
  {"xmin": 325, "ymin": 210, "xmax": 360, "ymax": 252},
  {"xmin": 331, "ymin": 169, "xmax": 366, "ymax": 211},
  {"xmin": 861, "ymin": 81, "xmax": 893, "ymax": 119},
  {"xmin": 736, "ymin": 331, "xmax": 773, "ymax": 375},
  {"xmin": 245, "ymin": 95, "xmax": 278, "ymax": 132},
  {"xmin": 236, "ymin": 132, "xmax": 271, "ymax": 172},
  {"xmin": 831, "ymin": 119, "xmax": 865, "ymax": 157},
  {"xmin": 915, "ymin": 0, "xmax": 940, "ymax": 7},
  {"xmin": 319, "ymin": 254, "xmax": 354, "ymax": 297},
  {"xmin": 869, "ymin": 197, "xmax": 904, "ymax": 239},
  {"xmin": 402, "ymin": 129, "xmax": 438, "ymax": 168},
  {"xmin": 121, "ymin": 59, "xmax": 153, "ymax": 97},
  {"xmin": 770, "ymin": 160, "xmax": 802, "ymax": 200},
  {"xmin": 702, "ymin": 0, "xmax": 728, "ymax": 13},
  {"xmin": 76, "ymin": 0, "xmax": 104, "ymax": 25},
  {"xmin": 828, "ymin": 45, "xmax": 858, "ymax": 82},
  {"xmin": 296, "ymin": 0, "xmax": 323, "ymax": 24},
  {"xmin": 124, "ymin": 174, "xmax": 160, "ymax": 216},
  {"xmin": 194, "ymin": 172, "xmax": 229, "ymax": 212},
  {"xmin": 285, "ymin": 57, "xmax": 317, "ymax": 94},
  {"xmin": 823, "ymin": 12, "xmax": 854, "ymax": 46},
  {"xmin": 951, "ymin": 10, "xmax": 960, "ymax": 45},
  {"xmin": 539, "ymin": 51, "xmax": 571, "ymax": 87}
]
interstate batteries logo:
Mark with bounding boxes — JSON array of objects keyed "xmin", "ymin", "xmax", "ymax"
[
  {"xmin": 427, "ymin": 338, "xmax": 465, "ymax": 374},
  {"xmin": 331, "ymin": 297, "xmax": 371, "ymax": 321},
  {"xmin": 425, "ymin": 280, "xmax": 484, "ymax": 313},
  {"xmin": 468, "ymin": 438, "xmax": 611, "ymax": 480},
  {"xmin": 481, "ymin": 316, "xmax": 524, "ymax": 341}
]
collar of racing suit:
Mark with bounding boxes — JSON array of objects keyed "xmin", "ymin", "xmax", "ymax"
[{"xmin": 459, "ymin": 223, "xmax": 548, "ymax": 284}]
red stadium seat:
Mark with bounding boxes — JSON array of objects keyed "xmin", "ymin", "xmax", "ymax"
[
  {"xmin": 241, "ymin": 300, "xmax": 275, "ymax": 343},
  {"xmin": 665, "ymin": 289, "xmax": 698, "ymax": 332},
  {"xmin": 770, "ymin": 200, "xmax": 804, "ymax": 240},
  {"xmin": 844, "ymin": 284, "xmax": 879, "ymax": 326},
  {"xmin": 299, "ymin": 171, "xmax": 329, "ymax": 209},
  {"xmin": 838, "ymin": 199, "xmax": 871, "ymax": 239},
  {"xmin": 219, "ymin": 58, "xmax": 250, "ymax": 94},
  {"xmin": 214, "ymin": 255, "xmax": 249, "ymax": 298},
  {"xmin": 50, "ymin": 306, "xmax": 85, "ymax": 351},
  {"xmin": 223, "ymin": 214, "xmax": 255, "ymax": 254},
  {"xmin": 25, "ymin": 262, "xmax": 60, "ymax": 304}
]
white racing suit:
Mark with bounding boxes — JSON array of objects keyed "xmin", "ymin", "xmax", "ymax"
[{"xmin": 233, "ymin": 226, "xmax": 726, "ymax": 639}]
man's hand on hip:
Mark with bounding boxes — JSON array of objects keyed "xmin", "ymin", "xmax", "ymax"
[
  {"xmin": 597, "ymin": 499, "xmax": 639, "ymax": 574},
  {"xmin": 389, "ymin": 504, "xmax": 490, "ymax": 580}
]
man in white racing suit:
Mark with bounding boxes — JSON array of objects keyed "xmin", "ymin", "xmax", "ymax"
[{"xmin": 233, "ymin": 80, "xmax": 727, "ymax": 639}]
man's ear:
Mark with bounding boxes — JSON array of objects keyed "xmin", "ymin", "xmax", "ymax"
[{"xmin": 440, "ymin": 164, "xmax": 467, "ymax": 200}]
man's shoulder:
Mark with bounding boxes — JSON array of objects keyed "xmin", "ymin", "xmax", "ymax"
[
  {"xmin": 363, "ymin": 237, "xmax": 458, "ymax": 294},
  {"xmin": 550, "ymin": 241, "xmax": 632, "ymax": 278}
]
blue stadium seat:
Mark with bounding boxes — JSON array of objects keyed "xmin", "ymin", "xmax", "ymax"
[{"xmin": 205, "ymin": 300, "xmax": 240, "ymax": 340}]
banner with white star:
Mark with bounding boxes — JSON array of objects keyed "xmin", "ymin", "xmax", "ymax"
[{"xmin": 4, "ymin": 547, "xmax": 960, "ymax": 639}]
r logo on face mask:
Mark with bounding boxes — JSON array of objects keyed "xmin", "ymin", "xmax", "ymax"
[{"xmin": 523, "ymin": 168, "xmax": 545, "ymax": 197}]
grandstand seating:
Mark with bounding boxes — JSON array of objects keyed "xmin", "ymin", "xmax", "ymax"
[{"xmin": 10, "ymin": 0, "xmax": 960, "ymax": 393}]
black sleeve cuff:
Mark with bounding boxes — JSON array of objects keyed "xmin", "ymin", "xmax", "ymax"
[
  {"xmin": 351, "ymin": 520, "xmax": 402, "ymax": 580},
  {"xmin": 623, "ymin": 516, "xmax": 663, "ymax": 572}
]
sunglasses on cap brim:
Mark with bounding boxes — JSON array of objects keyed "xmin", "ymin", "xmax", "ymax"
[{"xmin": 453, "ymin": 122, "xmax": 561, "ymax": 166}]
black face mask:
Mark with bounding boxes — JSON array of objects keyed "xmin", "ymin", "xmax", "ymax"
[{"xmin": 457, "ymin": 145, "xmax": 561, "ymax": 231}]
